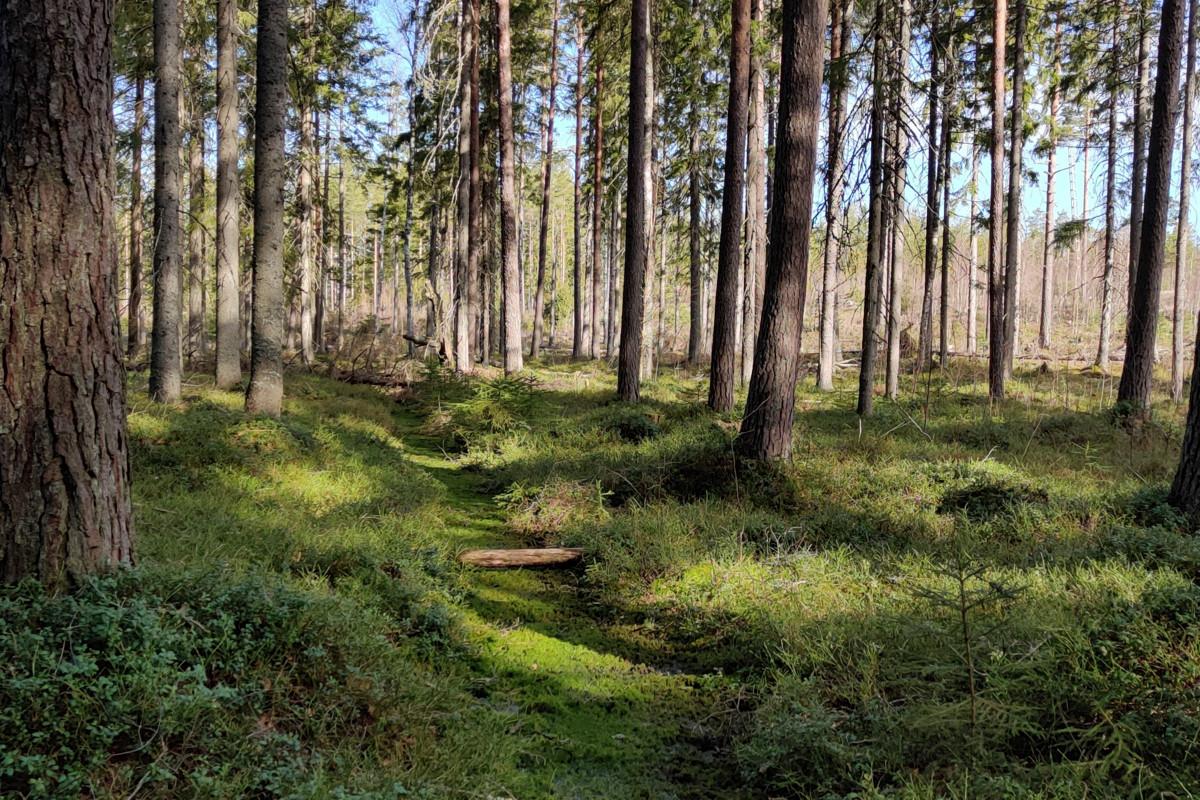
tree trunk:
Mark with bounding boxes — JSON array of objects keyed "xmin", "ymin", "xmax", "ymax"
[
  {"xmin": 917, "ymin": 1, "xmax": 940, "ymax": 373},
  {"xmin": 737, "ymin": 0, "xmax": 827, "ymax": 459},
  {"xmin": 1039, "ymin": 21, "xmax": 1060, "ymax": 351},
  {"xmin": 986, "ymin": 0, "xmax": 1008, "ymax": 401},
  {"xmin": 454, "ymin": 0, "xmax": 477, "ymax": 372},
  {"xmin": 245, "ymin": 0, "xmax": 288, "ymax": 417},
  {"xmin": 216, "ymin": 0, "xmax": 241, "ymax": 388},
  {"xmin": 618, "ymin": 0, "xmax": 651, "ymax": 401},
  {"xmin": 531, "ymin": 0, "xmax": 559, "ymax": 359},
  {"xmin": 572, "ymin": 20, "xmax": 586, "ymax": 359},
  {"xmin": 708, "ymin": 0, "xmax": 751, "ymax": 411},
  {"xmin": 469, "ymin": 0, "xmax": 482, "ymax": 360},
  {"xmin": 1002, "ymin": 0, "xmax": 1026, "ymax": 378},
  {"xmin": 818, "ymin": 0, "xmax": 854, "ymax": 390},
  {"xmin": 1175, "ymin": 0, "xmax": 1199, "ymax": 402},
  {"xmin": 967, "ymin": 146, "xmax": 979, "ymax": 353},
  {"xmin": 885, "ymin": 0, "xmax": 910, "ymax": 400},
  {"xmin": 150, "ymin": 0, "xmax": 183, "ymax": 403},
  {"xmin": 938, "ymin": 62, "xmax": 954, "ymax": 365},
  {"xmin": 1097, "ymin": 24, "xmax": 1120, "ymax": 371},
  {"xmin": 687, "ymin": 123, "xmax": 704, "ymax": 364},
  {"xmin": 590, "ymin": 61, "xmax": 605, "ymax": 360},
  {"xmin": 498, "ymin": 0, "xmax": 524, "ymax": 373},
  {"xmin": 1129, "ymin": 4, "xmax": 1151, "ymax": 312},
  {"xmin": 1118, "ymin": 0, "xmax": 1186, "ymax": 412},
  {"xmin": 742, "ymin": 0, "xmax": 768, "ymax": 385},
  {"xmin": 187, "ymin": 116, "xmax": 206, "ymax": 364},
  {"xmin": 128, "ymin": 76, "xmax": 146, "ymax": 360},
  {"xmin": 0, "ymin": 0, "xmax": 134, "ymax": 585},
  {"xmin": 856, "ymin": 0, "xmax": 887, "ymax": 417}
]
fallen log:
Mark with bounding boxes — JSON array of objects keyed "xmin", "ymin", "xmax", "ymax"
[{"xmin": 458, "ymin": 547, "xmax": 585, "ymax": 568}]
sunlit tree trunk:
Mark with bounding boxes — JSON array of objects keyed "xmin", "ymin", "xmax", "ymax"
[
  {"xmin": 1001, "ymin": 0, "xmax": 1026, "ymax": 379},
  {"xmin": 986, "ymin": 0, "xmax": 1008, "ymax": 401},
  {"xmin": 216, "ymin": 0, "xmax": 241, "ymax": 387},
  {"xmin": 1039, "ymin": 21, "xmax": 1061, "ymax": 352},
  {"xmin": 1120, "ymin": 0, "xmax": 1186, "ymax": 412},
  {"xmin": 150, "ymin": 0, "xmax": 183, "ymax": 403},
  {"xmin": 738, "ymin": 0, "xmax": 827, "ymax": 458},
  {"xmin": 572, "ymin": 20, "xmax": 586, "ymax": 359},
  {"xmin": 245, "ymin": 0, "xmax": 288, "ymax": 417},
  {"xmin": 531, "ymin": 0, "xmax": 559, "ymax": 359},
  {"xmin": 1175, "ymin": 0, "xmax": 1199, "ymax": 402},
  {"xmin": 0, "ymin": 0, "xmax": 134, "ymax": 584}
]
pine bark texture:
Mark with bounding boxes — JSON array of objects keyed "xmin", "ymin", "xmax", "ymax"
[
  {"xmin": 1119, "ymin": 0, "xmax": 1186, "ymax": 412},
  {"xmin": 498, "ymin": 0, "xmax": 523, "ymax": 373},
  {"xmin": 245, "ymin": 0, "xmax": 288, "ymax": 417},
  {"xmin": 150, "ymin": 0, "xmax": 183, "ymax": 403},
  {"xmin": 737, "ymin": 0, "xmax": 826, "ymax": 460},
  {"xmin": 709, "ymin": 0, "xmax": 751, "ymax": 412},
  {"xmin": 0, "ymin": 0, "xmax": 135, "ymax": 585},
  {"xmin": 618, "ymin": 0, "xmax": 651, "ymax": 401},
  {"xmin": 216, "ymin": 0, "xmax": 241, "ymax": 388}
]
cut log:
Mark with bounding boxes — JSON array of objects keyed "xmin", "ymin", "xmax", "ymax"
[{"xmin": 458, "ymin": 547, "xmax": 585, "ymax": 568}]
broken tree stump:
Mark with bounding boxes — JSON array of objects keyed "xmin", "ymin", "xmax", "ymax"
[{"xmin": 458, "ymin": 547, "xmax": 585, "ymax": 568}]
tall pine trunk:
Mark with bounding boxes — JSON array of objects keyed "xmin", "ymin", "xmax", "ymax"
[
  {"xmin": 245, "ymin": 0, "xmax": 288, "ymax": 417},
  {"xmin": 572, "ymin": 20, "xmax": 586, "ymax": 358},
  {"xmin": 1174, "ymin": 0, "xmax": 1199, "ymax": 402},
  {"xmin": 1001, "ymin": 0, "xmax": 1026, "ymax": 378},
  {"xmin": 738, "ymin": 0, "xmax": 827, "ymax": 458},
  {"xmin": 128, "ymin": 76, "xmax": 146, "ymax": 359},
  {"xmin": 498, "ymin": 0, "xmax": 524, "ymax": 373},
  {"xmin": 150, "ymin": 0, "xmax": 183, "ymax": 403},
  {"xmin": 986, "ymin": 0, "xmax": 1008, "ymax": 401},
  {"xmin": 618, "ymin": 0, "xmax": 651, "ymax": 401},
  {"xmin": 1039, "ymin": 21, "xmax": 1060, "ymax": 351},
  {"xmin": 917, "ymin": 1, "xmax": 940, "ymax": 373},
  {"xmin": 818, "ymin": 0, "xmax": 853, "ymax": 390},
  {"xmin": 1097, "ymin": 23, "xmax": 1120, "ymax": 371},
  {"xmin": 741, "ymin": 0, "xmax": 768, "ymax": 385},
  {"xmin": 856, "ymin": 0, "xmax": 887, "ymax": 417},
  {"xmin": 216, "ymin": 0, "xmax": 241, "ymax": 388},
  {"xmin": 709, "ymin": 0, "xmax": 751, "ymax": 411},
  {"xmin": 1119, "ymin": 0, "xmax": 1186, "ymax": 412},
  {"xmin": 1, "ymin": 0, "xmax": 134, "ymax": 584},
  {"xmin": 1129, "ymin": 4, "xmax": 1151, "ymax": 311},
  {"xmin": 590, "ymin": 61, "xmax": 605, "ymax": 360},
  {"xmin": 531, "ymin": 0, "xmax": 559, "ymax": 358}
]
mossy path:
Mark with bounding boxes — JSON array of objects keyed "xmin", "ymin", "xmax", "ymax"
[{"xmin": 391, "ymin": 407, "xmax": 749, "ymax": 799}]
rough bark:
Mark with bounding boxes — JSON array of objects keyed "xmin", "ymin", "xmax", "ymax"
[
  {"xmin": 885, "ymin": 0, "xmax": 910, "ymax": 400},
  {"xmin": 0, "ymin": 0, "xmax": 135, "ymax": 585},
  {"xmin": 618, "ymin": 0, "xmax": 651, "ymax": 401},
  {"xmin": 987, "ymin": 0, "xmax": 1008, "ymax": 401},
  {"xmin": 497, "ymin": 0, "xmax": 524, "ymax": 373},
  {"xmin": 1097, "ymin": 25, "xmax": 1120, "ymax": 371},
  {"xmin": 150, "ymin": 0, "xmax": 183, "ymax": 403},
  {"xmin": 917, "ymin": 1, "xmax": 940, "ymax": 373},
  {"xmin": 186, "ymin": 118, "xmax": 206, "ymax": 364},
  {"xmin": 1129, "ymin": 4, "xmax": 1151, "ymax": 310},
  {"xmin": 216, "ymin": 0, "xmax": 241, "ymax": 388},
  {"xmin": 741, "ymin": 0, "xmax": 767, "ymax": 385},
  {"xmin": 1118, "ymin": 0, "xmax": 1186, "ymax": 412},
  {"xmin": 454, "ymin": 0, "xmax": 476, "ymax": 372},
  {"xmin": 708, "ymin": 0, "xmax": 751, "ymax": 411},
  {"xmin": 737, "ymin": 0, "xmax": 827, "ymax": 459},
  {"xmin": 245, "ymin": 0, "xmax": 288, "ymax": 417}
]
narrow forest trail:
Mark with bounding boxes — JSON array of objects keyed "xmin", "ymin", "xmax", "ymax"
[{"xmin": 390, "ymin": 406, "xmax": 750, "ymax": 799}]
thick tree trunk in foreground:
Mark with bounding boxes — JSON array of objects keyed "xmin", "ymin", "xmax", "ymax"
[
  {"xmin": 216, "ymin": 0, "xmax": 241, "ymax": 388},
  {"xmin": 1118, "ymin": 0, "xmax": 1186, "ymax": 412},
  {"xmin": 737, "ymin": 0, "xmax": 827, "ymax": 460},
  {"xmin": 856, "ymin": 0, "xmax": 887, "ymax": 417},
  {"xmin": 0, "ymin": 0, "xmax": 134, "ymax": 585},
  {"xmin": 498, "ymin": 0, "xmax": 523, "ymax": 373},
  {"xmin": 618, "ymin": 0, "xmax": 651, "ymax": 401},
  {"xmin": 531, "ymin": 0, "xmax": 559, "ymax": 359},
  {"xmin": 128, "ymin": 76, "xmax": 146, "ymax": 359},
  {"xmin": 245, "ymin": 0, "xmax": 288, "ymax": 417},
  {"xmin": 1173, "ymin": 0, "xmax": 1198, "ymax": 403},
  {"xmin": 150, "ymin": 0, "xmax": 183, "ymax": 403},
  {"xmin": 986, "ymin": 0, "xmax": 1007, "ymax": 401},
  {"xmin": 818, "ymin": 0, "xmax": 853, "ymax": 391},
  {"xmin": 709, "ymin": 0, "xmax": 751, "ymax": 412}
]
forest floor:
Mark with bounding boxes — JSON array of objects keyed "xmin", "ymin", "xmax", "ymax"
[{"xmin": 5, "ymin": 355, "xmax": 1200, "ymax": 798}]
